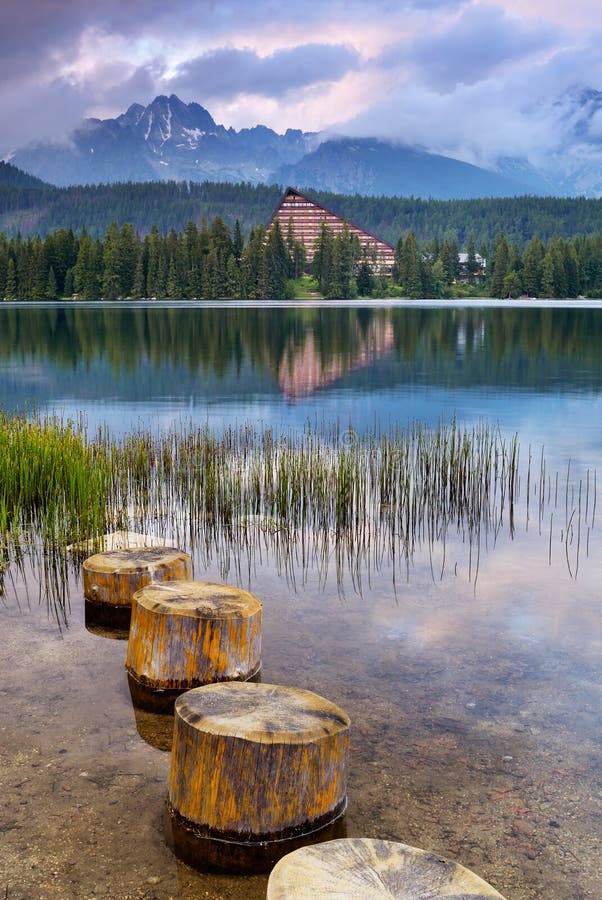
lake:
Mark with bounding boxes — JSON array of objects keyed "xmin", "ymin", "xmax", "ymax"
[{"xmin": 0, "ymin": 300, "xmax": 600, "ymax": 899}]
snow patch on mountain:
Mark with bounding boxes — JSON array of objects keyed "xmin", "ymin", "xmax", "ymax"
[
  {"xmin": 144, "ymin": 112, "xmax": 154, "ymax": 143},
  {"xmin": 161, "ymin": 104, "xmax": 172, "ymax": 144}
]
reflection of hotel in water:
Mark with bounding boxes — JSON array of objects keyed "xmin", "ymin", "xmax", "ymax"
[
  {"xmin": 279, "ymin": 318, "xmax": 395, "ymax": 400},
  {"xmin": 271, "ymin": 187, "xmax": 395, "ymax": 271}
]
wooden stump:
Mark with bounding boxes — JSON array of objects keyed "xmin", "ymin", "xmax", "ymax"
[
  {"xmin": 68, "ymin": 530, "xmax": 166, "ymax": 554},
  {"xmin": 267, "ymin": 838, "xmax": 503, "ymax": 900},
  {"xmin": 125, "ymin": 580, "xmax": 262, "ymax": 712},
  {"xmin": 83, "ymin": 547, "xmax": 192, "ymax": 629},
  {"xmin": 167, "ymin": 682, "xmax": 350, "ymax": 874},
  {"xmin": 266, "ymin": 838, "xmax": 507, "ymax": 899}
]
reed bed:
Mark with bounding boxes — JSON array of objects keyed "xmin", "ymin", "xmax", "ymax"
[
  {"xmin": 0, "ymin": 412, "xmax": 110, "ymax": 621},
  {"xmin": 0, "ymin": 414, "xmax": 596, "ymax": 620}
]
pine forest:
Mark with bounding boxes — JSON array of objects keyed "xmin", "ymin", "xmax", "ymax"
[{"xmin": 1, "ymin": 216, "xmax": 602, "ymax": 301}]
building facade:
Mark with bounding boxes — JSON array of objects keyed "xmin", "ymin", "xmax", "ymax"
[{"xmin": 271, "ymin": 187, "xmax": 395, "ymax": 272}]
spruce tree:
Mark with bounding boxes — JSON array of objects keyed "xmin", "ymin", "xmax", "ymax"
[
  {"xmin": 233, "ymin": 219, "xmax": 244, "ymax": 264},
  {"xmin": 4, "ymin": 258, "xmax": 17, "ymax": 300},
  {"xmin": 400, "ymin": 233, "xmax": 422, "ymax": 298},
  {"xmin": 166, "ymin": 257, "xmax": 179, "ymax": 299},
  {"xmin": 420, "ymin": 252, "xmax": 434, "ymax": 299},
  {"xmin": 430, "ymin": 259, "xmax": 446, "ymax": 298},
  {"xmin": 28, "ymin": 237, "xmax": 47, "ymax": 301},
  {"xmin": 74, "ymin": 233, "xmax": 98, "ymax": 299},
  {"xmin": 565, "ymin": 243, "xmax": 581, "ymax": 297},
  {"xmin": 242, "ymin": 225, "xmax": 265, "ymax": 300},
  {"xmin": 208, "ymin": 218, "xmax": 232, "ymax": 298},
  {"xmin": 522, "ymin": 236, "xmax": 545, "ymax": 297},
  {"xmin": 312, "ymin": 224, "xmax": 333, "ymax": 295},
  {"xmin": 117, "ymin": 223, "xmax": 140, "ymax": 297},
  {"xmin": 182, "ymin": 221, "xmax": 200, "ymax": 298},
  {"xmin": 356, "ymin": 255, "xmax": 374, "ymax": 297},
  {"xmin": 102, "ymin": 222, "xmax": 121, "ymax": 300},
  {"xmin": 490, "ymin": 235, "xmax": 510, "ymax": 298},
  {"xmin": 145, "ymin": 226, "xmax": 161, "ymax": 298},
  {"xmin": 64, "ymin": 267, "xmax": 74, "ymax": 298},
  {"xmin": 548, "ymin": 238, "xmax": 568, "ymax": 298},
  {"xmin": 392, "ymin": 236, "xmax": 403, "ymax": 284},
  {"xmin": 328, "ymin": 226, "xmax": 353, "ymax": 299},
  {"xmin": 439, "ymin": 238, "xmax": 459, "ymax": 285},
  {"xmin": 155, "ymin": 252, "xmax": 167, "ymax": 299},
  {"xmin": 45, "ymin": 266, "xmax": 58, "ymax": 301},
  {"xmin": 579, "ymin": 235, "xmax": 602, "ymax": 295},
  {"xmin": 132, "ymin": 255, "xmax": 145, "ymax": 300},
  {"xmin": 503, "ymin": 270, "xmax": 522, "ymax": 299},
  {"xmin": 226, "ymin": 253, "xmax": 244, "ymax": 299},
  {"xmin": 48, "ymin": 228, "xmax": 77, "ymax": 294},
  {"xmin": 261, "ymin": 220, "xmax": 289, "ymax": 299},
  {"xmin": 540, "ymin": 251, "xmax": 556, "ymax": 298}
]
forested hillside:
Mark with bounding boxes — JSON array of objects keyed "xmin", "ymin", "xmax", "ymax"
[
  {"xmin": 1, "ymin": 162, "xmax": 602, "ymax": 248},
  {"xmin": 310, "ymin": 191, "xmax": 602, "ymax": 252},
  {"xmin": 0, "ymin": 170, "xmax": 282, "ymax": 242},
  {"xmin": 0, "ymin": 161, "xmax": 47, "ymax": 189}
]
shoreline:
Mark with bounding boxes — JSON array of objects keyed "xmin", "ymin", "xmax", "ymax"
[{"xmin": 2, "ymin": 296, "xmax": 602, "ymax": 310}]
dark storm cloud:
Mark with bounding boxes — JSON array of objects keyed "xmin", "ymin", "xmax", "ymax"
[
  {"xmin": 0, "ymin": 1, "xmax": 169, "ymax": 84},
  {"xmin": 0, "ymin": 0, "xmax": 458, "ymax": 56},
  {"xmin": 169, "ymin": 44, "xmax": 361, "ymax": 99},
  {"xmin": 0, "ymin": 0, "xmax": 466, "ymax": 88},
  {"xmin": 408, "ymin": 5, "xmax": 558, "ymax": 90},
  {"xmin": 0, "ymin": 0, "xmax": 166, "ymax": 47}
]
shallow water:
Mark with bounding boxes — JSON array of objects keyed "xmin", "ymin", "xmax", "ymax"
[
  {"xmin": 1, "ymin": 302, "xmax": 601, "ymax": 898},
  {"xmin": 1, "ymin": 523, "xmax": 600, "ymax": 899}
]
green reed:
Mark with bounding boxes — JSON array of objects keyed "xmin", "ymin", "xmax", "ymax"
[
  {"xmin": 0, "ymin": 413, "xmax": 108, "ymax": 544},
  {"xmin": 0, "ymin": 413, "xmax": 111, "ymax": 621},
  {"xmin": 0, "ymin": 414, "xmax": 595, "ymax": 620},
  {"xmin": 105, "ymin": 419, "xmax": 521, "ymax": 587}
]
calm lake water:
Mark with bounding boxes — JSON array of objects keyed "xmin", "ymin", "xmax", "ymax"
[{"xmin": 1, "ymin": 301, "xmax": 601, "ymax": 899}]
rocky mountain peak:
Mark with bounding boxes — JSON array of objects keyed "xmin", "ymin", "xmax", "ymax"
[{"xmin": 8, "ymin": 92, "xmax": 602, "ymax": 197}]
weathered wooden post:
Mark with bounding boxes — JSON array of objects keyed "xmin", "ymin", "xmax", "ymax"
[
  {"xmin": 125, "ymin": 580, "xmax": 262, "ymax": 712},
  {"xmin": 167, "ymin": 682, "xmax": 350, "ymax": 873},
  {"xmin": 83, "ymin": 546, "xmax": 192, "ymax": 629},
  {"xmin": 266, "ymin": 839, "xmax": 507, "ymax": 898}
]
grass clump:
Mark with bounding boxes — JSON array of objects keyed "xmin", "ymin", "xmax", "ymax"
[{"xmin": 0, "ymin": 412, "xmax": 109, "ymax": 554}]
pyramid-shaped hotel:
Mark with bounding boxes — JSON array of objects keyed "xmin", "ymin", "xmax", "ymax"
[{"xmin": 271, "ymin": 187, "xmax": 395, "ymax": 272}]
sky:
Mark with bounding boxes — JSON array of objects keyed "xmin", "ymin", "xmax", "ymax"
[{"xmin": 1, "ymin": 0, "xmax": 601, "ymax": 171}]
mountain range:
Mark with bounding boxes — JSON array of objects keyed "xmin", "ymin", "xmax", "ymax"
[
  {"xmin": 10, "ymin": 95, "xmax": 318, "ymax": 190},
  {"xmin": 5, "ymin": 92, "xmax": 602, "ymax": 199}
]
